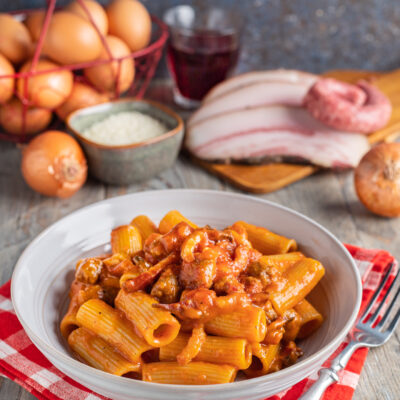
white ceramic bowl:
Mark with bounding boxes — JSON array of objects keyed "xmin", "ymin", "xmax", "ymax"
[{"xmin": 11, "ymin": 190, "xmax": 362, "ymax": 400}]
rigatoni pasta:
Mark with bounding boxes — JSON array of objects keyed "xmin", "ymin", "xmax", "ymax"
[
  {"xmin": 76, "ymin": 299, "xmax": 152, "ymax": 362},
  {"xmin": 111, "ymin": 225, "xmax": 142, "ymax": 256},
  {"xmin": 269, "ymin": 258, "xmax": 325, "ymax": 314},
  {"xmin": 295, "ymin": 299, "xmax": 324, "ymax": 339},
  {"xmin": 160, "ymin": 333, "xmax": 252, "ymax": 370},
  {"xmin": 244, "ymin": 343, "xmax": 279, "ymax": 378},
  {"xmin": 205, "ymin": 307, "xmax": 266, "ymax": 342},
  {"xmin": 130, "ymin": 215, "xmax": 158, "ymax": 241},
  {"xmin": 115, "ymin": 290, "xmax": 180, "ymax": 347},
  {"xmin": 68, "ymin": 328, "xmax": 141, "ymax": 376},
  {"xmin": 142, "ymin": 361, "xmax": 237, "ymax": 384},
  {"xmin": 61, "ymin": 210, "xmax": 325, "ymax": 385}
]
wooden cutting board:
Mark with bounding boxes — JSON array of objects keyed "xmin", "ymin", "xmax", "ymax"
[{"xmin": 193, "ymin": 69, "xmax": 400, "ymax": 193}]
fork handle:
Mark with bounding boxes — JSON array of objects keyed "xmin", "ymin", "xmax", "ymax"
[{"xmin": 299, "ymin": 340, "xmax": 363, "ymax": 400}]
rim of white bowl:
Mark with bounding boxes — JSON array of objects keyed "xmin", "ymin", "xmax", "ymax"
[{"xmin": 11, "ymin": 189, "xmax": 362, "ymax": 395}]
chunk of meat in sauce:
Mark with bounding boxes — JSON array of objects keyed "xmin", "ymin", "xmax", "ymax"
[
  {"xmin": 239, "ymin": 275, "xmax": 264, "ymax": 294},
  {"xmin": 69, "ymin": 280, "xmax": 105, "ymax": 305},
  {"xmin": 180, "ymin": 258, "xmax": 216, "ymax": 289},
  {"xmin": 151, "ymin": 266, "xmax": 181, "ymax": 304},
  {"xmin": 246, "ymin": 259, "xmax": 274, "ymax": 287},
  {"xmin": 213, "ymin": 275, "xmax": 244, "ymax": 294},
  {"xmin": 143, "ymin": 233, "xmax": 165, "ymax": 264},
  {"xmin": 75, "ymin": 257, "xmax": 103, "ymax": 284},
  {"xmin": 278, "ymin": 341, "xmax": 304, "ymax": 369},
  {"xmin": 161, "ymin": 222, "xmax": 195, "ymax": 253}
]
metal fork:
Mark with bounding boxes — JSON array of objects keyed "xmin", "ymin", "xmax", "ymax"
[{"xmin": 299, "ymin": 262, "xmax": 400, "ymax": 400}]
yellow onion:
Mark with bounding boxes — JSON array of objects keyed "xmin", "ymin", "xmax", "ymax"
[
  {"xmin": 0, "ymin": 97, "xmax": 52, "ymax": 135},
  {"xmin": 355, "ymin": 143, "xmax": 400, "ymax": 217},
  {"xmin": 42, "ymin": 11, "xmax": 102, "ymax": 65},
  {"xmin": 24, "ymin": 10, "xmax": 45, "ymax": 42},
  {"xmin": 106, "ymin": 0, "xmax": 151, "ymax": 52},
  {"xmin": 21, "ymin": 130, "xmax": 87, "ymax": 198},
  {"xmin": 0, "ymin": 14, "xmax": 32, "ymax": 64},
  {"xmin": 17, "ymin": 59, "xmax": 74, "ymax": 109},
  {"xmin": 84, "ymin": 35, "xmax": 135, "ymax": 93},
  {"xmin": 55, "ymin": 81, "xmax": 109, "ymax": 121},
  {"xmin": 66, "ymin": 0, "xmax": 108, "ymax": 35},
  {"xmin": 0, "ymin": 53, "xmax": 14, "ymax": 104}
]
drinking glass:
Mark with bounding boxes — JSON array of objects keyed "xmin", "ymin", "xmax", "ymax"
[{"xmin": 163, "ymin": 5, "xmax": 241, "ymax": 109}]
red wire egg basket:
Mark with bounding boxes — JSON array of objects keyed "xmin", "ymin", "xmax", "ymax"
[{"xmin": 0, "ymin": 0, "xmax": 169, "ymax": 143}]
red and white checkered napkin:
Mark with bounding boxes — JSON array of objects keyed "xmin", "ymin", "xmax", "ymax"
[{"xmin": 0, "ymin": 244, "xmax": 397, "ymax": 400}]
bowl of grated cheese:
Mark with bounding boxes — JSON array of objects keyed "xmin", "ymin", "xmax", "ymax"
[{"xmin": 66, "ymin": 99, "xmax": 184, "ymax": 185}]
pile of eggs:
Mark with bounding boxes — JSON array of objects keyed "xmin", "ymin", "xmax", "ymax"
[{"xmin": 0, "ymin": 0, "xmax": 152, "ymax": 135}]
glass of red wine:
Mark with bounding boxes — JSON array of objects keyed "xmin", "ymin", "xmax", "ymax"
[{"xmin": 163, "ymin": 5, "xmax": 241, "ymax": 109}]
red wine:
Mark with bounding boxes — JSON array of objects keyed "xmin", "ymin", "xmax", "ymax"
[{"xmin": 167, "ymin": 32, "xmax": 239, "ymax": 101}]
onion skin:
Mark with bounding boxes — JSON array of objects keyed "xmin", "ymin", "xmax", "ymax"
[
  {"xmin": 17, "ymin": 59, "xmax": 74, "ymax": 109},
  {"xmin": 55, "ymin": 82, "xmax": 109, "ymax": 121},
  {"xmin": 0, "ymin": 53, "xmax": 14, "ymax": 104},
  {"xmin": 84, "ymin": 35, "xmax": 135, "ymax": 93},
  {"xmin": 24, "ymin": 10, "xmax": 46, "ymax": 42},
  {"xmin": 42, "ymin": 12, "xmax": 102, "ymax": 65},
  {"xmin": 106, "ymin": 0, "xmax": 151, "ymax": 52},
  {"xmin": 0, "ymin": 14, "xmax": 32, "ymax": 64},
  {"xmin": 21, "ymin": 130, "xmax": 87, "ymax": 198},
  {"xmin": 66, "ymin": 0, "xmax": 108, "ymax": 36},
  {"xmin": 355, "ymin": 143, "xmax": 400, "ymax": 217},
  {"xmin": 0, "ymin": 97, "xmax": 52, "ymax": 135}
]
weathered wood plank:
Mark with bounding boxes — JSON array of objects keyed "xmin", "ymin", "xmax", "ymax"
[{"xmin": 0, "ymin": 376, "xmax": 22, "ymax": 400}]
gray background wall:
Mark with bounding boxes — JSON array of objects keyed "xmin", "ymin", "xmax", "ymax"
[{"xmin": 2, "ymin": 0, "xmax": 400, "ymax": 75}]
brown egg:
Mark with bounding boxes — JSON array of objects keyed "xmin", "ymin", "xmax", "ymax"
[
  {"xmin": 55, "ymin": 82, "xmax": 110, "ymax": 121},
  {"xmin": 84, "ymin": 35, "xmax": 135, "ymax": 93},
  {"xmin": 106, "ymin": 0, "xmax": 151, "ymax": 52},
  {"xmin": 42, "ymin": 11, "xmax": 102, "ymax": 65},
  {"xmin": 17, "ymin": 59, "xmax": 74, "ymax": 109},
  {"xmin": 0, "ymin": 14, "xmax": 32, "ymax": 64},
  {"xmin": 0, "ymin": 97, "xmax": 52, "ymax": 135},
  {"xmin": 66, "ymin": 0, "xmax": 108, "ymax": 35},
  {"xmin": 0, "ymin": 53, "xmax": 15, "ymax": 104},
  {"xmin": 24, "ymin": 10, "xmax": 45, "ymax": 42}
]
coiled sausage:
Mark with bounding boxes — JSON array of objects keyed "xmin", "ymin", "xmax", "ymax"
[{"xmin": 304, "ymin": 78, "xmax": 392, "ymax": 134}]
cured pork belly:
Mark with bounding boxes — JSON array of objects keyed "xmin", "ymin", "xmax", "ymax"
[
  {"xmin": 203, "ymin": 69, "xmax": 318, "ymax": 103},
  {"xmin": 189, "ymin": 80, "xmax": 316, "ymax": 126},
  {"xmin": 186, "ymin": 106, "xmax": 370, "ymax": 168}
]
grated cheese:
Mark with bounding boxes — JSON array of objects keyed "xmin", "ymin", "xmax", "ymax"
[{"xmin": 81, "ymin": 111, "xmax": 168, "ymax": 145}]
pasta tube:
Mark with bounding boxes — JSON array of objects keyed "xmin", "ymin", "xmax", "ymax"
[
  {"xmin": 160, "ymin": 333, "xmax": 252, "ymax": 370},
  {"xmin": 205, "ymin": 306, "xmax": 266, "ymax": 342},
  {"xmin": 159, "ymin": 210, "xmax": 198, "ymax": 234},
  {"xmin": 235, "ymin": 221, "xmax": 297, "ymax": 254},
  {"xmin": 244, "ymin": 343, "xmax": 279, "ymax": 378},
  {"xmin": 111, "ymin": 225, "xmax": 142, "ymax": 256},
  {"xmin": 142, "ymin": 362, "xmax": 237, "ymax": 384},
  {"xmin": 68, "ymin": 328, "xmax": 141, "ymax": 376},
  {"xmin": 294, "ymin": 299, "xmax": 324, "ymax": 339},
  {"xmin": 258, "ymin": 252, "xmax": 305, "ymax": 274},
  {"xmin": 76, "ymin": 299, "xmax": 152, "ymax": 362},
  {"xmin": 60, "ymin": 282, "xmax": 102, "ymax": 339},
  {"xmin": 115, "ymin": 290, "xmax": 180, "ymax": 347},
  {"xmin": 130, "ymin": 215, "xmax": 158, "ymax": 241},
  {"xmin": 269, "ymin": 258, "xmax": 325, "ymax": 314}
]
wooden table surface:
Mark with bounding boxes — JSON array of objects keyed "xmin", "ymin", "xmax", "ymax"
[{"xmin": 0, "ymin": 83, "xmax": 399, "ymax": 400}]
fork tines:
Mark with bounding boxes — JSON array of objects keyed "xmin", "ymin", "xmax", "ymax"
[{"xmin": 357, "ymin": 262, "xmax": 400, "ymax": 336}]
